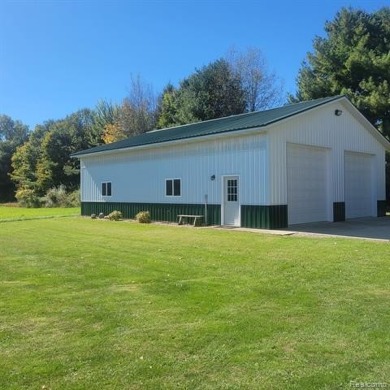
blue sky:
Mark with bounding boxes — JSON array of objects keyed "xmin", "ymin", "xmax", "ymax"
[{"xmin": 0, "ymin": 0, "xmax": 387, "ymax": 129}]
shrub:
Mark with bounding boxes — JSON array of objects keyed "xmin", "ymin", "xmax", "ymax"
[
  {"xmin": 108, "ymin": 210, "xmax": 122, "ymax": 221},
  {"xmin": 135, "ymin": 211, "xmax": 151, "ymax": 223},
  {"xmin": 44, "ymin": 185, "xmax": 67, "ymax": 208},
  {"xmin": 67, "ymin": 189, "xmax": 80, "ymax": 207},
  {"xmin": 43, "ymin": 186, "xmax": 80, "ymax": 208},
  {"xmin": 15, "ymin": 188, "xmax": 41, "ymax": 208}
]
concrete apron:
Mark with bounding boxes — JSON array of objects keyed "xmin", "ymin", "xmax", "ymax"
[
  {"xmin": 220, "ymin": 217, "xmax": 390, "ymax": 242},
  {"xmin": 283, "ymin": 217, "xmax": 390, "ymax": 241}
]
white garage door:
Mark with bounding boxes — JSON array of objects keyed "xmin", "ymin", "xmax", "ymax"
[
  {"xmin": 287, "ymin": 143, "xmax": 330, "ymax": 225},
  {"xmin": 345, "ymin": 151, "xmax": 374, "ymax": 218}
]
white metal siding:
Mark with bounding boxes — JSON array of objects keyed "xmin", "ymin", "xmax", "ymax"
[
  {"xmin": 345, "ymin": 151, "xmax": 375, "ymax": 218},
  {"xmin": 287, "ymin": 144, "xmax": 330, "ymax": 224},
  {"xmin": 268, "ymin": 100, "xmax": 386, "ymax": 207},
  {"xmin": 79, "ymin": 99, "xmax": 387, "ymax": 227},
  {"xmin": 80, "ymin": 133, "xmax": 268, "ymax": 206}
]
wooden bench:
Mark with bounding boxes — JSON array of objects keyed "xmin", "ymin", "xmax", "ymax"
[{"xmin": 177, "ymin": 214, "xmax": 204, "ymax": 227}]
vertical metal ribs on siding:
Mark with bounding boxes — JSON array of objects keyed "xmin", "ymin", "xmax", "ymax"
[
  {"xmin": 241, "ymin": 205, "xmax": 288, "ymax": 229},
  {"xmin": 81, "ymin": 203, "xmax": 291, "ymax": 229},
  {"xmin": 81, "ymin": 202, "xmax": 221, "ymax": 225}
]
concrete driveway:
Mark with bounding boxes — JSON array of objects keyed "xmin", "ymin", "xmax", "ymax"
[{"xmin": 284, "ymin": 216, "xmax": 390, "ymax": 241}]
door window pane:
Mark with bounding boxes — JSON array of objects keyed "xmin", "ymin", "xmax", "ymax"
[{"xmin": 227, "ymin": 179, "xmax": 238, "ymax": 201}]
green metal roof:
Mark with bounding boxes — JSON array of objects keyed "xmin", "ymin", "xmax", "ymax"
[{"xmin": 72, "ymin": 96, "xmax": 343, "ymax": 157}]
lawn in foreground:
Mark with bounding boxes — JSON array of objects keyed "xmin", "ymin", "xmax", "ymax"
[
  {"xmin": 0, "ymin": 217, "xmax": 389, "ymax": 389},
  {"xmin": 0, "ymin": 205, "xmax": 80, "ymax": 222}
]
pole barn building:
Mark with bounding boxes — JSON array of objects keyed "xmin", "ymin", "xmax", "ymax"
[{"xmin": 72, "ymin": 96, "xmax": 390, "ymax": 229}]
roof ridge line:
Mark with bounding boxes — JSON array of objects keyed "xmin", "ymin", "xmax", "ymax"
[{"xmin": 149, "ymin": 96, "xmax": 344, "ymax": 134}]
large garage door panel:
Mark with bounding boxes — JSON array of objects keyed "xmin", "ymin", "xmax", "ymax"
[
  {"xmin": 345, "ymin": 152, "xmax": 374, "ymax": 218},
  {"xmin": 287, "ymin": 144, "xmax": 329, "ymax": 225}
]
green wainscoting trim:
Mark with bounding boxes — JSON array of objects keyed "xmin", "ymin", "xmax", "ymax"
[
  {"xmin": 377, "ymin": 200, "xmax": 387, "ymax": 217},
  {"xmin": 82, "ymin": 202, "xmax": 289, "ymax": 229},
  {"xmin": 333, "ymin": 202, "xmax": 345, "ymax": 222},
  {"xmin": 241, "ymin": 205, "xmax": 288, "ymax": 229},
  {"xmin": 81, "ymin": 202, "xmax": 221, "ymax": 226}
]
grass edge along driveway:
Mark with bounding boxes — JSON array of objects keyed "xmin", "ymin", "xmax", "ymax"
[{"xmin": 0, "ymin": 216, "xmax": 389, "ymax": 389}]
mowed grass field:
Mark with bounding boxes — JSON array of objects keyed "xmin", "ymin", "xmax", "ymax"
[
  {"xmin": 0, "ymin": 207, "xmax": 389, "ymax": 389},
  {"xmin": 0, "ymin": 205, "xmax": 79, "ymax": 222}
]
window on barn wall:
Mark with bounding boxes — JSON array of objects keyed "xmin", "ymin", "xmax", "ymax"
[
  {"xmin": 166, "ymin": 179, "xmax": 181, "ymax": 196},
  {"xmin": 102, "ymin": 182, "xmax": 112, "ymax": 196}
]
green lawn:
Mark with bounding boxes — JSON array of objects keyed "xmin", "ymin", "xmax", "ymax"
[
  {"xmin": 0, "ymin": 213, "xmax": 389, "ymax": 389},
  {"xmin": 0, "ymin": 205, "xmax": 79, "ymax": 222}
]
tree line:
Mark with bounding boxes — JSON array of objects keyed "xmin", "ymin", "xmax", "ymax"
[
  {"xmin": 1, "ymin": 48, "xmax": 282, "ymax": 203},
  {"xmin": 0, "ymin": 7, "xmax": 389, "ymax": 204}
]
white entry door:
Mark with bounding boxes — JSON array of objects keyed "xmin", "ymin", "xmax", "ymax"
[{"xmin": 223, "ymin": 176, "xmax": 240, "ymax": 226}]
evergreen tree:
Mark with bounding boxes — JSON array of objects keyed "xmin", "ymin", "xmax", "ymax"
[
  {"xmin": 292, "ymin": 7, "xmax": 390, "ymax": 138},
  {"xmin": 0, "ymin": 115, "xmax": 29, "ymax": 201},
  {"xmin": 156, "ymin": 84, "xmax": 178, "ymax": 129},
  {"xmin": 157, "ymin": 50, "xmax": 282, "ymax": 129},
  {"xmin": 178, "ymin": 59, "xmax": 246, "ymax": 123},
  {"xmin": 158, "ymin": 59, "xmax": 246, "ymax": 127}
]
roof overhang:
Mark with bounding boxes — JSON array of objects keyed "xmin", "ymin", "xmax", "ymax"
[
  {"xmin": 72, "ymin": 95, "xmax": 390, "ymax": 159},
  {"xmin": 72, "ymin": 126, "xmax": 268, "ymax": 159}
]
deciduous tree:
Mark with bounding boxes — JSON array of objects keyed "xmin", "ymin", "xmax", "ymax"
[
  {"xmin": 11, "ymin": 123, "xmax": 51, "ymax": 192},
  {"xmin": 12, "ymin": 109, "xmax": 100, "ymax": 197},
  {"xmin": 226, "ymin": 47, "xmax": 283, "ymax": 112},
  {"xmin": 101, "ymin": 123, "xmax": 126, "ymax": 144},
  {"xmin": 93, "ymin": 100, "xmax": 121, "ymax": 143},
  {"xmin": 118, "ymin": 75, "xmax": 158, "ymax": 137}
]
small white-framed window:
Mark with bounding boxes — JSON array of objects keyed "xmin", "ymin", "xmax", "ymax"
[
  {"xmin": 102, "ymin": 182, "xmax": 112, "ymax": 196},
  {"xmin": 166, "ymin": 178, "xmax": 181, "ymax": 197}
]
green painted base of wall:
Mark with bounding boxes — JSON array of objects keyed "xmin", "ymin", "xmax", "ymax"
[
  {"xmin": 81, "ymin": 202, "xmax": 221, "ymax": 225},
  {"xmin": 81, "ymin": 202, "xmax": 289, "ymax": 229},
  {"xmin": 377, "ymin": 200, "xmax": 387, "ymax": 217},
  {"xmin": 333, "ymin": 202, "xmax": 345, "ymax": 222},
  {"xmin": 241, "ymin": 205, "xmax": 288, "ymax": 229}
]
